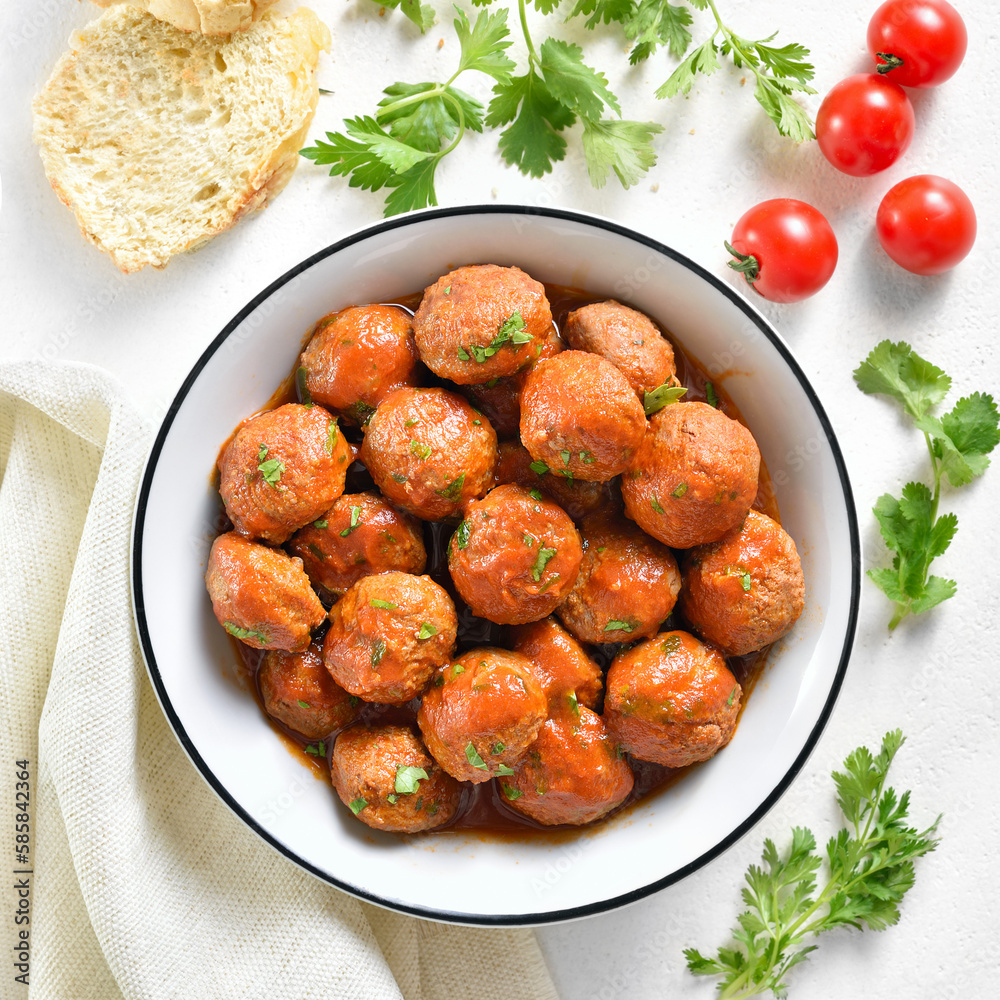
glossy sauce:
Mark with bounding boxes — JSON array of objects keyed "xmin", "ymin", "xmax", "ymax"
[{"xmin": 226, "ymin": 283, "xmax": 778, "ymax": 841}]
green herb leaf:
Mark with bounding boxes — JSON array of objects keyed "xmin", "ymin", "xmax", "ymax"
[
  {"xmin": 529, "ymin": 460, "xmax": 549, "ymax": 475},
  {"xmin": 313, "ymin": 519, "xmax": 328, "ymax": 529},
  {"xmin": 740, "ymin": 571, "xmax": 752, "ymax": 592},
  {"xmin": 371, "ymin": 638, "xmax": 387, "ymax": 667},
  {"xmin": 492, "ymin": 742, "xmax": 506, "ymax": 754},
  {"xmin": 853, "ymin": 340, "xmax": 951, "ymax": 420},
  {"xmin": 257, "ymin": 457, "xmax": 284, "ymax": 485},
  {"xmin": 297, "ymin": 699, "xmax": 310, "ymax": 709},
  {"xmin": 349, "ymin": 796, "xmax": 368, "ymax": 815},
  {"xmin": 650, "ymin": 496, "xmax": 665, "ymax": 514},
  {"xmin": 581, "ymin": 118, "xmax": 663, "ymax": 189},
  {"xmin": 436, "ymin": 473, "xmax": 466, "ymax": 501},
  {"xmin": 567, "ymin": 690, "xmax": 580, "ymax": 717},
  {"xmin": 296, "ymin": 366, "xmax": 313, "ymax": 407},
  {"xmin": 655, "ymin": 38, "xmax": 720, "ymax": 99},
  {"xmin": 502, "ymin": 784, "xmax": 523, "ymax": 801},
  {"xmin": 644, "ymin": 382, "xmax": 687, "ymax": 415},
  {"xmin": 224, "ymin": 621, "xmax": 268, "ymax": 645},
  {"xmin": 604, "ymin": 619, "xmax": 634, "ymax": 633},
  {"xmin": 671, "ymin": 482, "xmax": 688, "ymax": 498},
  {"xmin": 705, "ymin": 382, "xmax": 719, "ymax": 408},
  {"xmin": 377, "ymin": 0, "xmax": 435, "ymax": 33},
  {"xmin": 410, "ymin": 440, "xmax": 433, "ymax": 460},
  {"xmin": 370, "ymin": 599, "xmax": 398, "ymax": 610},
  {"xmin": 417, "ymin": 622, "xmax": 438, "ymax": 640},
  {"xmin": 454, "ymin": 5, "xmax": 516, "ymax": 83},
  {"xmin": 395, "ymin": 764, "xmax": 429, "ymax": 794},
  {"xmin": 495, "ymin": 764, "xmax": 516, "ymax": 776},
  {"xmin": 325, "ymin": 419, "xmax": 339, "ymax": 455},
  {"xmin": 455, "ymin": 520, "xmax": 472, "ymax": 550},
  {"xmin": 340, "ymin": 505, "xmax": 362, "ymax": 537},
  {"xmin": 465, "ymin": 742, "xmax": 489, "ymax": 770},
  {"xmin": 531, "ymin": 545, "xmax": 558, "ymax": 582},
  {"xmin": 387, "ymin": 794, "xmax": 398, "ymax": 804}
]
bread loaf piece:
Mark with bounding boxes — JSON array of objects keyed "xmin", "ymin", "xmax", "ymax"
[
  {"xmin": 32, "ymin": 6, "xmax": 330, "ymax": 273},
  {"xmin": 88, "ymin": 0, "xmax": 280, "ymax": 36}
]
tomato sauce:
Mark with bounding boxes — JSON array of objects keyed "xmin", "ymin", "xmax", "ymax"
[{"xmin": 223, "ymin": 282, "xmax": 777, "ymax": 840}]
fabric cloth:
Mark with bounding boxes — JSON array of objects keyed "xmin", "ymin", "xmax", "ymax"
[{"xmin": 0, "ymin": 361, "xmax": 560, "ymax": 1000}]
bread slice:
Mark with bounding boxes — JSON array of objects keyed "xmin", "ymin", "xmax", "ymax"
[
  {"xmin": 32, "ymin": 6, "xmax": 330, "ymax": 273},
  {"xmin": 88, "ymin": 0, "xmax": 279, "ymax": 36}
]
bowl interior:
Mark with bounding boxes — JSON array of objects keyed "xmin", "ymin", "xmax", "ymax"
[{"xmin": 133, "ymin": 207, "xmax": 858, "ymax": 925}]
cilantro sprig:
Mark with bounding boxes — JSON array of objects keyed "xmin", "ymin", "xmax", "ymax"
[
  {"xmin": 571, "ymin": 0, "xmax": 815, "ymax": 141},
  {"xmin": 685, "ymin": 730, "xmax": 940, "ymax": 998},
  {"xmin": 854, "ymin": 341, "xmax": 999, "ymax": 629}
]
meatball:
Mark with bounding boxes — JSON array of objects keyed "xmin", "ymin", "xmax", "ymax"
[
  {"xmin": 680, "ymin": 510, "xmax": 805, "ymax": 655},
  {"xmin": 448, "ymin": 485, "xmax": 582, "ymax": 625},
  {"xmin": 218, "ymin": 403, "xmax": 352, "ymax": 544},
  {"xmin": 494, "ymin": 440, "xmax": 609, "ymax": 522},
  {"xmin": 258, "ymin": 644, "xmax": 360, "ymax": 739},
  {"xmin": 331, "ymin": 724, "xmax": 463, "ymax": 833},
  {"xmin": 205, "ymin": 531, "xmax": 325, "ymax": 651},
  {"xmin": 322, "ymin": 571, "xmax": 457, "ymax": 704},
  {"xmin": 459, "ymin": 324, "xmax": 564, "ymax": 437},
  {"xmin": 499, "ymin": 707, "xmax": 634, "ymax": 826},
  {"xmin": 555, "ymin": 512, "xmax": 681, "ymax": 644},
  {"xmin": 563, "ymin": 301, "xmax": 676, "ymax": 397},
  {"xmin": 299, "ymin": 304, "xmax": 421, "ymax": 425},
  {"xmin": 417, "ymin": 648, "xmax": 547, "ymax": 783},
  {"xmin": 604, "ymin": 631, "xmax": 741, "ymax": 768},
  {"xmin": 520, "ymin": 351, "xmax": 646, "ymax": 482},
  {"xmin": 286, "ymin": 492, "xmax": 426, "ymax": 596},
  {"xmin": 509, "ymin": 616, "xmax": 603, "ymax": 713},
  {"xmin": 622, "ymin": 401, "xmax": 760, "ymax": 549},
  {"xmin": 361, "ymin": 387, "xmax": 497, "ymax": 521},
  {"xmin": 413, "ymin": 264, "xmax": 553, "ymax": 385}
]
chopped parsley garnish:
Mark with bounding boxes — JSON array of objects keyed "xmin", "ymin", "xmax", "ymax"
[
  {"xmin": 296, "ymin": 366, "xmax": 313, "ymax": 407},
  {"xmin": 740, "ymin": 571, "xmax": 752, "ymax": 592},
  {"xmin": 671, "ymin": 482, "xmax": 689, "ymax": 498},
  {"xmin": 531, "ymin": 545, "xmax": 557, "ymax": 582},
  {"xmin": 324, "ymin": 418, "xmax": 339, "ymax": 454},
  {"xmin": 370, "ymin": 598, "xmax": 398, "ymax": 610},
  {"xmin": 523, "ymin": 534, "xmax": 535, "ymax": 547},
  {"xmin": 256, "ymin": 445, "xmax": 285, "ymax": 484},
  {"xmin": 224, "ymin": 621, "xmax": 269, "ymax": 644},
  {"xmin": 313, "ymin": 519, "xmax": 328, "ymax": 529},
  {"xmin": 391, "ymin": 472, "xmax": 407, "ymax": 483},
  {"xmin": 257, "ymin": 443, "xmax": 267, "ymax": 462},
  {"xmin": 451, "ymin": 663, "xmax": 465, "ymax": 676},
  {"xmin": 465, "ymin": 742, "xmax": 489, "ymax": 770},
  {"xmin": 560, "ymin": 449, "xmax": 571, "ymax": 466},
  {"xmin": 579, "ymin": 450, "xmax": 595, "ymax": 463},
  {"xmin": 661, "ymin": 634, "xmax": 681, "ymax": 656},
  {"xmin": 495, "ymin": 764, "xmax": 516, "ymax": 776},
  {"xmin": 529, "ymin": 488, "xmax": 542, "ymax": 501},
  {"xmin": 705, "ymin": 382, "xmax": 720, "ymax": 408},
  {"xmin": 436, "ymin": 473, "xmax": 466, "ymax": 501},
  {"xmin": 404, "ymin": 418, "xmax": 419, "ymax": 428},
  {"xmin": 537, "ymin": 573, "xmax": 561, "ymax": 593},
  {"xmin": 339, "ymin": 505, "xmax": 362, "ymax": 536},
  {"xmin": 529, "ymin": 460, "xmax": 549, "ymax": 476},
  {"xmin": 348, "ymin": 400, "xmax": 376, "ymax": 426},
  {"xmin": 417, "ymin": 622, "xmax": 438, "ymax": 640},
  {"xmin": 348, "ymin": 797, "xmax": 368, "ymax": 815},
  {"xmin": 371, "ymin": 638, "xmax": 387, "ymax": 667},
  {"xmin": 604, "ymin": 619, "xmax": 634, "ymax": 633},
  {"xmin": 492, "ymin": 742, "xmax": 506, "ymax": 754},
  {"xmin": 727, "ymin": 686, "xmax": 738, "ymax": 707},
  {"xmin": 394, "ymin": 764, "xmax": 429, "ymax": 794},
  {"xmin": 567, "ymin": 691, "xmax": 580, "ymax": 717},
  {"xmin": 473, "ymin": 419, "xmax": 482, "ymax": 425},
  {"xmin": 387, "ymin": 794, "xmax": 398, "ymax": 804},
  {"xmin": 443, "ymin": 286, "xmax": 451, "ymax": 294},
  {"xmin": 502, "ymin": 784, "xmax": 522, "ymax": 802},
  {"xmin": 650, "ymin": 496, "xmax": 665, "ymax": 514},
  {"xmin": 410, "ymin": 440, "xmax": 432, "ymax": 460},
  {"xmin": 644, "ymin": 383, "xmax": 687, "ymax": 416},
  {"xmin": 296, "ymin": 699, "xmax": 310, "ymax": 709},
  {"xmin": 457, "ymin": 346, "xmax": 471, "ymax": 361},
  {"xmin": 455, "ymin": 520, "xmax": 471, "ymax": 550},
  {"xmin": 305, "ymin": 741, "xmax": 327, "ymax": 757}
]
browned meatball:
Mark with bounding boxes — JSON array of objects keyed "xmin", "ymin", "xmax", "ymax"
[
  {"xmin": 448, "ymin": 485, "xmax": 582, "ymax": 625},
  {"xmin": 622, "ymin": 401, "xmax": 760, "ymax": 549},
  {"xmin": 604, "ymin": 631, "xmax": 741, "ymax": 767},
  {"xmin": 330, "ymin": 724, "xmax": 463, "ymax": 833},
  {"xmin": 258, "ymin": 644, "xmax": 360, "ymax": 739},
  {"xmin": 299, "ymin": 305, "xmax": 421, "ymax": 426},
  {"xmin": 205, "ymin": 531, "xmax": 325, "ymax": 651},
  {"xmin": 680, "ymin": 510, "xmax": 805, "ymax": 655},
  {"xmin": 413, "ymin": 264, "xmax": 553, "ymax": 384},
  {"xmin": 555, "ymin": 512, "xmax": 681, "ymax": 644},
  {"xmin": 563, "ymin": 301, "xmax": 676, "ymax": 397},
  {"xmin": 499, "ymin": 707, "xmax": 633, "ymax": 826},
  {"xmin": 286, "ymin": 492, "xmax": 426, "ymax": 597},
  {"xmin": 520, "ymin": 351, "xmax": 645, "ymax": 482},
  {"xmin": 219, "ymin": 403, "xmax": 352, "ymax": 544},
  {"xmin": 361, "ymin": 387, "xmax": 497, "ymax": 521},
  {"xmin": 417, "ymin": 648, "xmax": 547, "ymax": 783},
  {"xmin": 494, "ymin": 440, "xmax": 610, "ymax": 522},
  {"xmin": 509, "ymin": 616, "xmax": 603, "ymax": 713},
  {"xmin": 322, "ymin": 571, "xmax": 457, "ymax": 703},
  {"xmin": 459, "ymin": 324, "xmax": 565, "ymax": 437}
]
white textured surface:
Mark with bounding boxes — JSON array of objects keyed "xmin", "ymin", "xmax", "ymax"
[{"xmin": 2, "ymin": 0, "xmax": 998, "ymax": 995}]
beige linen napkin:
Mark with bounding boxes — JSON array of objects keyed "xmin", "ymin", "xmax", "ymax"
[{"xmin": 0, "ymin": 361, "xmax": 560, "ymax": 1000}]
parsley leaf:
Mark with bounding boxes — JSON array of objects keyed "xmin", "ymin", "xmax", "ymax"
[
  {"xmin": 370, "ymin": 599, "xmax": 398, "ymax": 610},
  {"xmin": 855, "ymin": 341, "xmax": 998, "ymax": 628},
  {"xmin": 224, "ymin": 622, "xmax": 268, "ymax": 645},
  {"xmin": 257, "ymin": 456, "xmax": 284, "ymax": 485},
  {"xmin": 644, "ymin": 382, "xmax": 687, "ymax": 415},
  {"xmin": 455, "ymin": 520, "xmax": 472, "ymax": 549},
  {"xmin": 394, "ymin": 764, "xmax": 429, "ymax": 794},
  {"xmin": 465, "ymin": 742, "xmax": 489, "ymax": 770},
  {"xmin": 582, "ymin": 118, "xmax": 663, "ymax": 188},
  {"xmin": 686, "ymin": 730, "xmax": 939, "ymax": 997},
  {"xmin": 531, "ymin": 545, "xmax": 558, "ymax": 581},
  {"xmin": 377, "ymin": 0, "xmax": 435, "ymax": 33},
  {"xmin": 604, "ymin": 619, "xmax": 634, "ymax": 633},
  {"xmin": 349, "ymin": 796, "xmax": 368, "ymax": 815},
  {"xmin": 340, "ymin": 505, "xmax": 362, "ymax": 537},
  {"xmin": 417, "ymin": 622, "xmax": 438, "ymax": 640}
]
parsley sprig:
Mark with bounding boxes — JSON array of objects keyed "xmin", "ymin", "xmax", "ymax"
[
  {"xmin": 685, "ymin": 730, "xmax": 940, "ymax": 998},
  {"xmin": 854, "ymin": 341, "xmax": 999, "ymax": 629}
]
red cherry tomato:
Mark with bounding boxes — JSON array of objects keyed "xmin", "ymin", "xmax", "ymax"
[
  {"xmin": 726, "ymin": 199, "xmax": 839, "ymax": 303},
  {"xmin": 868, "ymin": 0, "xmax": 968, "ymax": 88},
  {"xmin": 815, "ymin": 74, "xmax": 915, "ymax": 176},
  {"xmin": 876, "ymin": 175, "xmax": 976, "ymax": 275}
]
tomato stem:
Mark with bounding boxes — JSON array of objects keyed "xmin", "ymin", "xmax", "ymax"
[
  {"xmin": 724, "ymin": 241, "xmax": 760, "ymax": 286},
  {"xmin": 875, "ymin": 52, "xmax": 906, "ymax": 75}
]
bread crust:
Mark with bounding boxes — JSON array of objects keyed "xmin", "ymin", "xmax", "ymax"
[
  {"xmin": 88, "ymin": 0, "xmax": 280, "ymax": 36},
  {"xmin": 33, "ymin": 7, "xmax": 330, "ymax": 273}
]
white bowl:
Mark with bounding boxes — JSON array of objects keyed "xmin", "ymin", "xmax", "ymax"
[{"xmin": 132, "ymin": 206, "xmax": 860, "ymax": 926}]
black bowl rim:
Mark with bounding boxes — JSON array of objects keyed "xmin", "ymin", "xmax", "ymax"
[{"xmin": 132, "ymin": 204, "xmax": 860, "ymax": 927}]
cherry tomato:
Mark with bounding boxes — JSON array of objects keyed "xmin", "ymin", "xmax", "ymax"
[
  {"xmin": 876, "ymin": 175, "xmax": 976, "ymax": 275},
  {"xmin": 726, "ymin": 199, "xmax": 838, "ymax": 303},
  {"xmin": 868, "ymin": 0, "xmax": 968, "ymax": 88},
  {"xmin": 816, "ymin": 74, "xmax": 915, "ymax": 176}
]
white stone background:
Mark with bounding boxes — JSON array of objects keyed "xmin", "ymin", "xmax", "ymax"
[{"xmin": 2, "ymin": 0, "xmax": 998, "ymax": 996}]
